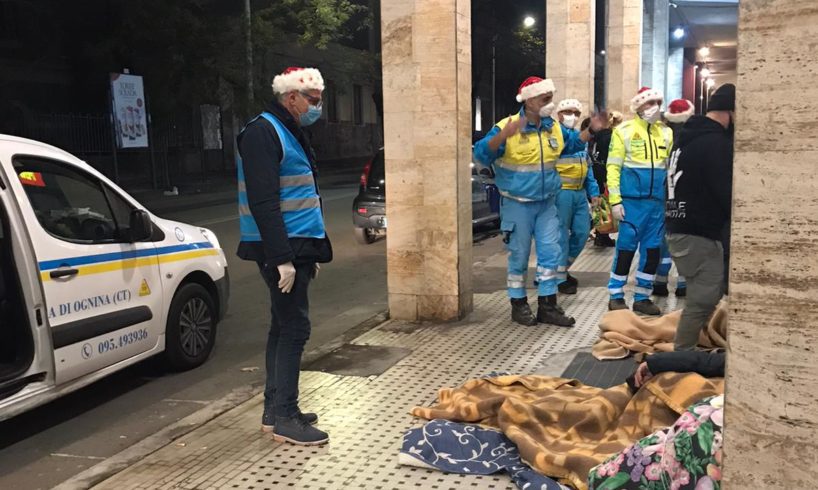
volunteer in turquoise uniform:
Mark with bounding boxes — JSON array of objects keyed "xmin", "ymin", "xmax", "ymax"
[
  {"xmin": 474, "ymin": 77, "xmax": 594, "ymax": 327},
  {"xmin": 606, "ymin": 87, "xmax": 674, "ymax": 315},
  {"xmin": 554, "ymin": 98, "xmax": 601, "ymax": 294}
]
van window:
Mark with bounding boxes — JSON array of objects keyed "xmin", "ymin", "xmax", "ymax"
[{"xmin": 13, "ymin": 157, "xmax": 134, "ymax": 244}]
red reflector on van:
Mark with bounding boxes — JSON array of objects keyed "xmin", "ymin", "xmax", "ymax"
[{"xmin": 358, "ymin": 208, "xmax": 368, "ymax": 214}]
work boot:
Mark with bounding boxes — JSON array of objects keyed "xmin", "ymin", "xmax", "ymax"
[
  {"xmin": 675, "ymin": 287, "xmax": 687, "ymax": 298},
  {"xmin": 558, "ymin": 280, "xmax": 577, "ymax": 295},
  {"xmin": 652, "ymin": 283, "xmax": 670, "ymax": 297},
  {"xmin": 272, "ymin": 416, "xmax": 329, "ymax": 446},
  {"xmin": 262, "ymin": 409, "xmax": 319, "ymax": 433},
  {"xmin": 633, "ymin": 299, "xmax": 661, "ymax": 316},
  {"xmin": 608, "ymin": 299, "xmax": 628, "ymax": 311},
  {"xmin": 511, "ymin": 298, "xmax": 537, "ymax": 326},
  {"xmin": 537, "ymin": 295, "xmax": 575, "ymax": 327}
]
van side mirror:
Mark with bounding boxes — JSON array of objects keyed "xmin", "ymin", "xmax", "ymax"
[{"xmin": 128, "ymin": 209, "xmax": 153, "ymax": 242}]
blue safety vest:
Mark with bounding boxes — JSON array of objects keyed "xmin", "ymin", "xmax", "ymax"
[{"xmin": 238, "ymin": 112, "xmax": 326, "ymax": 242}]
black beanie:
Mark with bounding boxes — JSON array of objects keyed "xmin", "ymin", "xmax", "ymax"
[{"xmin": 708, "ymin": 83, "xmax": 735, "ymax": 112}]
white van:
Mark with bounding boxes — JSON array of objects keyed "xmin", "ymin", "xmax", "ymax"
[{"xmin": 0, "ymin": 135, "xmax": 229, "ymax": 422}]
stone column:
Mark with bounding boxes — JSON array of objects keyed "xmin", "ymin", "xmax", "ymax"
[
  {"xmin": 546, "ymin": 0, "xmax": 596, "ymax": 111},
  {"xmin": 606, "ymin": 0, "xmax": 642, "ymax": 114},
  {"xmin": 723, "ymin": 0, "xmax": 818, "ymax": 485},
  {"xmin": 640, "ymin": 0, "xmax": 668, "ymax": 95},
  {"xmin": 380, "ymin": 0, "xmax": 473, "ymax": 321}
]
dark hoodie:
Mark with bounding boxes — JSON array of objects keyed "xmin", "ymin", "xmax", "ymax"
[{"xmin": 665, "ymin": 115, "xmax": 734, "ymax": 241}]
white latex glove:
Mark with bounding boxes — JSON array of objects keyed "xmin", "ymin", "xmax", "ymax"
[
  {"xmin": 612, "ymin": 204, "xmax": 626, "ymax": 221},
  {"xmin": 313, "ymin": 263, "xmax": 320, "ymax": 279},
  {"xmin": 277, "ymin": 262, "xmax": 296, "ymax": 294}
]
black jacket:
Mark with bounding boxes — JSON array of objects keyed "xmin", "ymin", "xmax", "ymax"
[
  {"xmin": 665, "ymin": 116, "xmax": 734, "ymax": 241},
  {"xmin": 589, "ymin": 128, "xmax": 612, "ymax": 190},
  {"xmin": 236, "ymin": 101, "xmax": 332, "ymax": 267},
  {"xmin": 626, "ymin": 350, "xmax": 725, "ymax": 392}
]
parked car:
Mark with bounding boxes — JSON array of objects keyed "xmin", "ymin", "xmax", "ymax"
[
  {"xmin": 0, "ymin": 135, "xmax": 228, "ymax": 421},
  {"xmin": 352, "ymin": 148, "xmax": 500, "ymax": 244}
]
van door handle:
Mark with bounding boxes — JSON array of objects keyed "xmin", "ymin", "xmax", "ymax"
[{"xmin": 50, "ymin": 268, "xmax": 79, "ymax": 279}]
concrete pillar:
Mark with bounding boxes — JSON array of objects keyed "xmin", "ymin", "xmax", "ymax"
[
  {"xmin": 640, "ymin": 0, "xmax": 668, "ymax": 95},
  {"xmin": 665, "ymin": 46, "xmax": 684, "ymax": 102},
  {"xmin": 606, "ymin": 0, "xmax": 642, "ymax": 114},
  {"xmin": 546, "ymin": 0, "xmax": 596, "ymax": 111},
  {"xmin": 380, "ymin": 0, "xmax": 473, "ymax": 321},
  {"xmin": 723, "ymin": 0, "xmax": 818, "ymax": 485}
]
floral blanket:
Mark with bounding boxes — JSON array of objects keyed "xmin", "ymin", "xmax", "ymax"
[
  {"xmin": 411, "ymin": 373, "xmax": 723, "ymax": 490},
  {"xmin": 589, "ymin": 395, "xmax": 724, "ymax": 489}
]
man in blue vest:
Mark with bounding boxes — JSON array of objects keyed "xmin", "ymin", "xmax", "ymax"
[{"xmin": 237, "ymin": 66, "xmax": 332, "ymax": 446}]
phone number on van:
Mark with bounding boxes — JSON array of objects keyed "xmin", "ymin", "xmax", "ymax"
[{"xmin": 97, "ymin": 328, "xmax": 150, "ymax": 354}]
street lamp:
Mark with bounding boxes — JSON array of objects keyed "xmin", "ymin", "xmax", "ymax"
[
  {"xmin": 492, "ymin": 16, "xmax": 538, "ymax": 122},
  {"xmin": 673, "ymin": 27, "xmax": 686, "ymax": 40}
]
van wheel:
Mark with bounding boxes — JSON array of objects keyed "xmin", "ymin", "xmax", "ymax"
[
  {"xmin": 353, "ymin": 227, "xmax": 377, "ymax": 245},
  {"xmin": 163, "ymin": 283, "xmax": 217, "ymax": 371}
]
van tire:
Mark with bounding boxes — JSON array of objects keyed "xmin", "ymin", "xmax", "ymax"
[{"xmin": 163, "ymin": 283, "xmax": 217, "ymax": 371}]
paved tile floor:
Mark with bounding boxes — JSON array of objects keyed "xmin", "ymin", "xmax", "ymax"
[{"xmin": 92, "ymin": 246, "xmax": 683, "ymax": 490}]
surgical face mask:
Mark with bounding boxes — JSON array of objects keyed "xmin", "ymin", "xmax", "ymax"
[
  {"xmin": 539, "ymin": 102, "xmax": 555, "ymax": 118},
  {"xmin": 299, "ymin": 104, "xmax": 322, "ymax": 126},
  {"xmin": 562, "ymin": 114, "xmax": 577, "ymax": 128},
  {"xmin": 640, "ymin": 105, "xmax": 661, "ymax": 124}
]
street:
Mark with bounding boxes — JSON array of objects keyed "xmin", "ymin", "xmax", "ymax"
[{"xmin": 0, "ymin": 177, "xmax": 504, "ymax": 490}]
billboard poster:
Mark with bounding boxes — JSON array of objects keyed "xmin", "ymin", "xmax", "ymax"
[{"xmin": 110, "ymin": 73, "xmax": 149, "ymax": 148}]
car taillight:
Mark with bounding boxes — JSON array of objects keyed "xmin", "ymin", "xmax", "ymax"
[
  {"xmin": 358, "ymin": 207, "xmax": 368, "ymax": 215},
  {"xmin": 360, "ymin": 160, "xmax": 373, "ymax": 188}
]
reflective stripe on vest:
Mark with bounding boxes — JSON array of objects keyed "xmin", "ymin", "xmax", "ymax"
[{"xmin": 238, "ymin": 112, "xmax": 326, "ymax": 242}]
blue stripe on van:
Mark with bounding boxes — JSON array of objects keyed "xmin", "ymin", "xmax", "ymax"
[{"xmin": 38, "ymin": 242, "xmax": 214, "ymax": 271}]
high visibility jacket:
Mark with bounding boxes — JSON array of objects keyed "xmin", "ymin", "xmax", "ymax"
[
  {"xmin": 556, "ymin": 124, "xmax": 600, "ymax": 197},
  {"xmin": 606, "ymin": 118, "xmax": 673, "ymax": 204},
  {"xmin": 473, "ymin": 111, "xmax": 565, "ymax": 202},
  {"xmin": 238, "ymin": 112, "xmax": 326, "ymax": 242}
]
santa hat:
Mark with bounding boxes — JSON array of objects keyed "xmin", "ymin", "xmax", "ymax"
[
  {"xmin": 556, "ymin": 99, "xmax": 582, "ymax": 114},
  {"xmin": 272, "ymin": 67, "xmax": 325, "ymax": 95},
  {"xmin": 665, "ymin": 99, "xmax": 695, "ymax": 123},
  {"xmin": 516, "ymin": 76, "xmax": 556, "ymax": 103},
  {"xmin": 630, "ymin": 86, "xmax": 663, "ymax": 113}
]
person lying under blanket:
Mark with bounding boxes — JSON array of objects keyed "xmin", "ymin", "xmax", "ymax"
[{"xmin": 627, "ymin": 350, "xmax": 725, "ymax": 392}]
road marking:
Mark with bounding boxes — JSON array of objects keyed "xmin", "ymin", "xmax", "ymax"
[
  {"xmin": 163, "ymin": 398, "xmax": 212, "ymax": 405},
  {"xmin": 51, "ymin": 453, "xmax": 107, "ymax": 460}
]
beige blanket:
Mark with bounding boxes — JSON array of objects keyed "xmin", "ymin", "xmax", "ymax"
[
  {"xmin": 592, "ymin": 301, "xmax": 728, "ymax": 360},
  {"xmin": 412, "ymin": 373, "xmax": 724, "ymax": 490}
]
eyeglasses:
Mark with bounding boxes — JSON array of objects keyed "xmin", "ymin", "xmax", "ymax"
[
  {"xmin": 562, "ymin": 110, "xmax": 581, "ymax": 117},
  {"xmin": 299, "ymin": 91, "xmax": 323, "ymax": 107}
]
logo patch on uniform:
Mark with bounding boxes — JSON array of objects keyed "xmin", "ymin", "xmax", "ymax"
[
  {"xmin": 19, "ymin": 171, "xmax": 46, "ymax": 187},
  {"xmin": 632, "ymin": 134, "xmax": 643, "ymax": 141},
  {"xmin": 139, "ymin": 279, "xmax": 151, "ymax": 297}
]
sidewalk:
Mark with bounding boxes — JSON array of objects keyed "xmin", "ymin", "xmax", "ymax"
[{"xmin": 65, "ymin": 246, "xmax": 683, "ymax": 490}]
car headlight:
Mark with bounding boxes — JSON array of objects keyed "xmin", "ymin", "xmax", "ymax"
[{"xmin": 200, "ymin": 228, "xmax": 221, "ymax": 250}]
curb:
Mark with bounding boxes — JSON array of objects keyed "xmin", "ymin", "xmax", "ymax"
[{"xmin": 52, "ymin": 310, "xmax": 389, "ymax": 490}]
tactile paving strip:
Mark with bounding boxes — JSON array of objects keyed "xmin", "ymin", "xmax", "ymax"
[{"xmin": 94, "ymin": 244, "xmax": 681, "ymax": 490}]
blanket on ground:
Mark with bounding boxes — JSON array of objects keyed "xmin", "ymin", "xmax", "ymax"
[
  {"xmin": 592, "ymin": 301, "xmax": 728, "ymax": 360},
  {"xmin": 411, "ymin": 373, "xmax": 723, "ymax": 490}
]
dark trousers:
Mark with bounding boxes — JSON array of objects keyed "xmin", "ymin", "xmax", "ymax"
[{"xmin": 258, "ymin": 261, "xmax": 314, "ymax": 417}]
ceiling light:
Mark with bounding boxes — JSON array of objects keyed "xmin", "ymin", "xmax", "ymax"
[
  {"xmin": 699, "ymin": 47, "xmax": 711, "ymax": 57},
  {"xmin": 673, "ymin": 27, "xmax": 686, "ymax": 40},
  {"xmin": 600, "ymin": 50, "xmax": 606, "ymax": 56},
  {"xmin": 706, "ymin": 78, "xmax": 716, "ymax": 88},
  {"xmin": 701, "ymin": 67, "xmax": 712, "ymax": 77}
]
